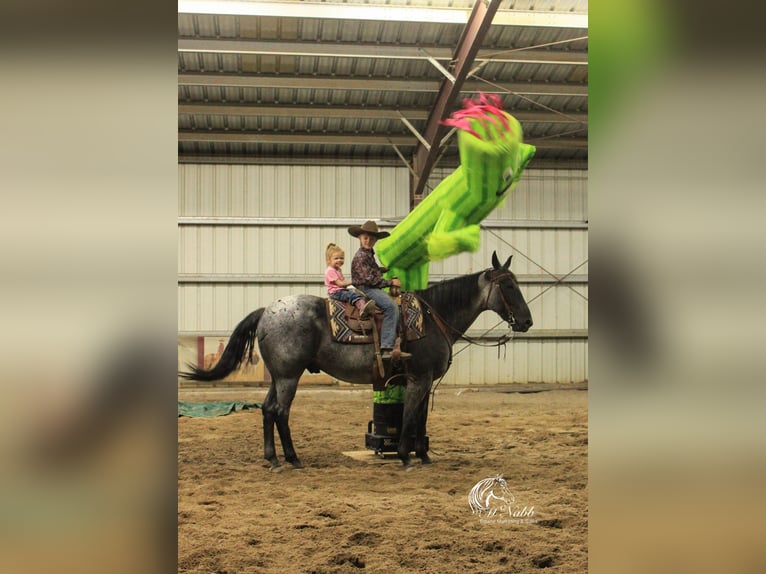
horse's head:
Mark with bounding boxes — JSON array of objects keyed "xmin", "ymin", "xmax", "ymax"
[
  {"xmin": 493, "ymin": 475, "xmax": 515, "ymax": 502},
  {"xmin": 484, "ymin": 252, "xmax": 533, "ymax": 332}
]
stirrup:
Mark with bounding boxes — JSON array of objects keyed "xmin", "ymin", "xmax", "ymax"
[{"xmin": 381, "ymin": 349, "xmax": 412, "ymax": 361}]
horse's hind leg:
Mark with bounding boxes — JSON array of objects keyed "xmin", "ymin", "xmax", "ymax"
[
  {"xmin": 261, "ymin": 385, "xmax": 281, "ymax": 469},
  {"xmin": 275, "ymin": 415, "xmax": 302, "ymax": 469},
  {"xmin": 270, "ymin": 377, "xmax": 303, "ymax": 469}
]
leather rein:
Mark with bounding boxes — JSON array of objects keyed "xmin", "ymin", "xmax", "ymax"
[
  {"xmin": 414, "ymin": 270, "xmax": 517, "ymax": 350},
  {"xmin": 414, "ymin": 270, "xmax": 518, "ymax": 410}
]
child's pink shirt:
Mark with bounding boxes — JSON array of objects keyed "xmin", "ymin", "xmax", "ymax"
[{"xmin": 324, "ymin": 266, "xmax": 346, "ymax": 294}]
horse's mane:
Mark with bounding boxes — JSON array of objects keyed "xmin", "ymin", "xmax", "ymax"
[{"xmin": 416, "ymin": 270, "xmax": 484, "ymax": 309}]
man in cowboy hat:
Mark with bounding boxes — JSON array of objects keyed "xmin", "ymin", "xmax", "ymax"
[{"xmin": 348, "ymin": 221, "xmax": 409, "ymax": 360}]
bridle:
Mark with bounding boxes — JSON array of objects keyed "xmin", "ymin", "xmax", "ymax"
[
  {"xmin": 415, "ymin": 269, "xmax": 519, "ymax": 349},
  {"xmin": 484, "ymin": 271, "xmax": 518, "ymax": 328},
  {"xmin": 416, "ymin": 269, "xmax": 520, "ymax": 410}
]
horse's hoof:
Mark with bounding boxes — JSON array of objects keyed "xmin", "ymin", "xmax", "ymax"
[
  {"xmin": 420, "ymin": 456, "xmax": 433, "ymax": 465},
  {"xmin": 270, "ymin": 464, "xmax": 285, "ymax": 473},
  {"xmin": 401, "ymin": 460, "xmax": 414, "ymax": 471},
  {"xmin": 287, "ymin": 458, "xmax": 304, "ymax": 469}
]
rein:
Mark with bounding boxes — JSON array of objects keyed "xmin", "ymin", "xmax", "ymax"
[
  {"xmin": 415, "ymin": 293, "xmax": 513, "ymax": 348},
  {"xmin": 413, "ymin": 293, "xmax": 454, "ymax": 364},
  {"xmin": 415, "ymin": 270, "xmax": 517, "ymax": 348},
  {"xmin": 415, "ymin": 271, "xmax": 517, "ymax": 411},
  {"xmin": 413, "ymin": 294, "xmax": 454, "ymax": 413}
]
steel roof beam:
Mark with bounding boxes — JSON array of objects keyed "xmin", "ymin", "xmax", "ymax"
[
  {"xmin": 409, "ymin": 0, "xmax": 499, "ymax": 203},
  {"xmin": 178, "ymin": 131, "xmax": 415, "ymax": 145},
  {"xmin": 178, "ymin": 1, "xmax": 587, "ymax": 29},
  {"xmin": 178, "ymin": 38, "xmax": 588, "ymax": 66},
  {"xmin": 178, "ymin": 103, "xmax": 587, "ymax": 124},
  {"xmin": 178, "ymin": 130, "xmax": 587, "ymax": 149},
  {"xmin": 177, "ymin": 72, "xmax": 587, "ymax": 97},
  {"xmin": 177, "ymin": 154, "xmax": 589, "ymax": 170}
]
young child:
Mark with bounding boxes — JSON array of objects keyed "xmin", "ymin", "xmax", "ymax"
[
  {"xmin": 348, "ymin": 221, "xmax": 410, "ymax": 360},
  {"xmin": 325, "ymin": 243, "xmax": 377, "ymax": 319}
]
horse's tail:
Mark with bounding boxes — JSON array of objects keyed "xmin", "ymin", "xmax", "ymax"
[{"xmin": 179, "ymin": 309, "xmax": 264, "ymax": 381}]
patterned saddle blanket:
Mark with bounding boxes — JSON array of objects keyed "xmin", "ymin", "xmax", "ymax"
[{"xmin": 326, "ymin": 292, "xmax": 425, "ymax": 344}]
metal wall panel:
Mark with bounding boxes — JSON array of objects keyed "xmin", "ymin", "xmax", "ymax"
[
  {"xmin": 427, "ymin": 167, "xmax": 588, "ymax": 222},
  {"xmin": 178, "ymin": 163, "xmax": 587, "ymax": 383},
  {"xmin": 179, "ymin": 164, "xmax": 410, "ymax": 218}
]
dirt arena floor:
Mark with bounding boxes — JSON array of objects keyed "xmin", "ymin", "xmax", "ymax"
[{"xmin": 178, "ymin": 385, "xmax": 587, "ymax": 573}]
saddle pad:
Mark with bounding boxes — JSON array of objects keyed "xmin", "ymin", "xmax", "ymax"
[
  {"xmin": 401, "ymin": 292, "xmax": 425, "ymax": 341},
  {"xmin": 326, "ymin": 294, "xmax": 425, "ymax": 344},
  {"xmin": 326, "ymin": 298, "xmax": 373, "ymax": 344}
]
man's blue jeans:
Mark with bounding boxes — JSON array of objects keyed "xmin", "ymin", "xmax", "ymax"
[{"xmin": 357, "ymin": 286, "xmax": 399, "ymax": 349}]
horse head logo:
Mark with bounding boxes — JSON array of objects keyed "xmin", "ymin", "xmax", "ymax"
[{"xmin": 468, "ymin": 475, "xmax": 515, "ymax": 517}]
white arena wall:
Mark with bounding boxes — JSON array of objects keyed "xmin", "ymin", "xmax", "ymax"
[{"xmin": 178, "ymin": 163, "xmax": 587, "ymax": 385}]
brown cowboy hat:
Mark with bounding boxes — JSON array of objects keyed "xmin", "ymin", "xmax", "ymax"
[{"xmin": 347, "ymin": 220, "xmax": 390, "ymax": 239}]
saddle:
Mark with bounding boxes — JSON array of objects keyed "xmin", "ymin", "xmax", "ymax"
[
  {"xmin": 326, "ymin": 292, "xmax": 425, "ymax": 388},
  {"xmin": 325, "ymin": 292, "xmax": 424, "ymax": 345}
]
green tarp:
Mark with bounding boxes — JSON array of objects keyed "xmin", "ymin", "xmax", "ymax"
[{"xmin": 178, "ymin": 401, "xmax": 261, "ymax": 418}]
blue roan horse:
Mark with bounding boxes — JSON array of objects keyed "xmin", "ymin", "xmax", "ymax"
[{"xmin": 181, "ymin": 253, "xmax": 532, "ymax": 469}]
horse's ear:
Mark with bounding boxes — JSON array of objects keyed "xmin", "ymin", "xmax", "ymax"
[
  {"xmin": 491, "ymin": 251, "xmax": 501, "ymax": 269},
  {"xmin": 503, "ymin": 255, "xmax": 512, "ymax": 270}
]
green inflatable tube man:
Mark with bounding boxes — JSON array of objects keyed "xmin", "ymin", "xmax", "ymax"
[{"xmin": 376, "ymin": 93, "xmax": 536, "ymax": 290}]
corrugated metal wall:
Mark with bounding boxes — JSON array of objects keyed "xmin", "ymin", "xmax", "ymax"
[{"xmin": 178, "ymin": 164, "xmax": 587, "ymax": 384}]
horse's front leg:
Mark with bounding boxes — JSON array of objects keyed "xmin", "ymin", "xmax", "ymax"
[{"xmin": 398, "ymin": 378, "xmax": 430, "ymax": 469}]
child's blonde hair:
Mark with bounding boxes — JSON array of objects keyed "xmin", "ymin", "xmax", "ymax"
[{"xmin": 325, "ymin": 243, "xmax": 345, "ymax": 265}]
